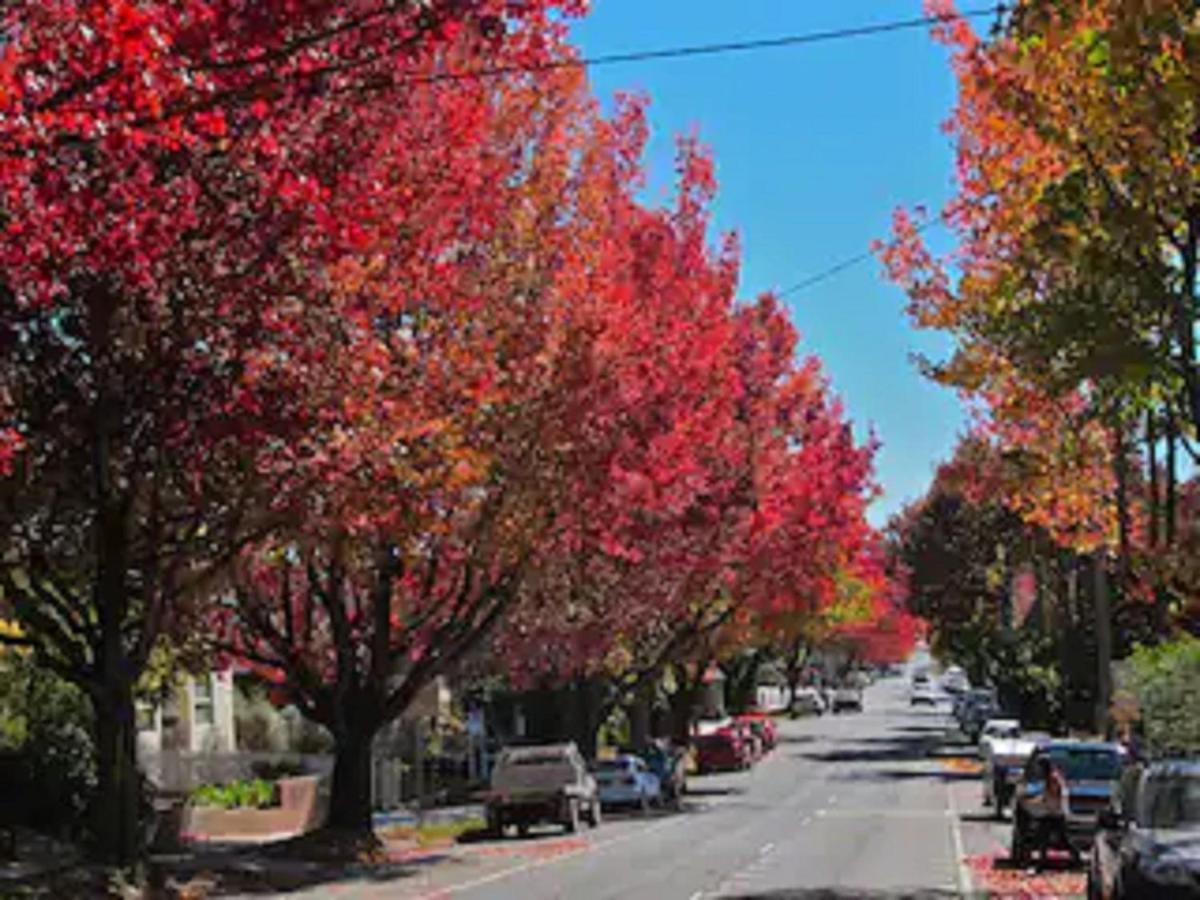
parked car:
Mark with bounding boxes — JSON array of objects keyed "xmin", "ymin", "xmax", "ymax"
[
  {"xmin": 910, "ymin": 683, "xmax": 939, "ymax": 706},
  {"xmin": 721, "ymin": 721, "xmax": 761, "ymax": 762},
  {"xmin": 1011, "ymin": 739, "xmax": 1126, "ymax": 865},
  {"xmin": 693, "ymin": 732, "xmax": 748, "ymax": 774},
  {"xmin": 792, "ymin": 687, "xmax": 827, "ymax": 716},
  {"xmin": 485, "ymin": 742, "xmax": 602, "ymax": 836},
  {"xmin": 979, "ymin": 722, "xmax": 1040, "ymax": 819},
  {"xmin": 1089, "ymin": 758, "xmax": 1200, "ymax": 899},
  {"xmin": 736, "ymin": 714, "xmax": 777, "ymax": 751},
  {"xmin": 955, "ymin": 688, "xmax": 998, "ymax": 728},
  {"xmin": 831, "ymin": 684, "xmax": 864, "ymax": 713},
  {"xmin": 941, "ymin": 666, "xmax": 970, "ymax": 695},
  {"xmin": 593, "ymin": 755, "xmax": 662, "ymax": 813},
  {"xmin": 959, "ymin": 692, "xmax": 1002, "ymax": 741},
  {"xmin": 642, "ymin": 740, "xmax": 688, "ymax": 805}
]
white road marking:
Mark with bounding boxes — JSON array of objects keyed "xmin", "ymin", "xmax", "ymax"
[
  {"xmin": 688, "ymin": 892, "xmax": 704, "ymax": 900},
  {"xmin": 424, "ymin": 815, "xmax": 686, "ymax": 898},
  {"xmin": 946, "ymin": 780, "xmax": 973, "ymax": 897},
  {"xmin": 759, "ymin": 842, "xmax": 774, "ymax": 856},
  {"xmin": 815, "ymin": 808, "xmax": 827, "ymax": 817},
  {"xmin": 827, "ymin": 795, "xmax": 838, "ymax": 805}
]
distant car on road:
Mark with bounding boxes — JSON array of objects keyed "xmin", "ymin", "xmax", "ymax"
[
  {"xmin": 720, "ymin": 721, "xmax": 762, "ymax": 762},
  {"xmin": 1011, "ymin": 739, "xmax": 1126, "ymax": 866},
  {"xmin": 910, "ymin": 683, "xmax": 939, "ymax": 706},
  {"xmin": 941, "ymin": 666, "xmax": 970, "ymax": 695},
  {"xmin": 1089, "ymin": 758, "xmax": 1200, "ymax": 900},
  {"xmin": 831, "ymin": 684, "xmax": 864, "ymax": 713},
  {"xmin": 693, "ymin": 732, "xmax": 748, "ymax": 774},
  {"xmin": 979, "ymin": 721, "xmax": 1039, "ymax": 819},
  {"xmin": 792, "ymin": 687, "xmax": 827, "ymax": 716},
  {"xmin": 593, "ymin": 755, "xmax": 662, "ymax": 813},
  {"xmin": 736, "ymin": 713, "xmax": 777, "ymax": 752},
  {"xmin": 486, "ymin": 742, "xmax": 602, "ymax": 837}
]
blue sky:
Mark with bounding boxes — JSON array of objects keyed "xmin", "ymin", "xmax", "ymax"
[{"xmin": 570, "ymin": 1, "xmax": 977, "ymax": 524}]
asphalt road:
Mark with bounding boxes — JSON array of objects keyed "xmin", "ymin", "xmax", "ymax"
[{"xmin": 445, "ymin": 677, "xmax": 970, "ymax": 900}]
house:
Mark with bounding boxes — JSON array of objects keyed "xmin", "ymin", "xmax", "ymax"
[{"xmin": 136, "ymin": 670, "xmax": 237, "ymax": 756}]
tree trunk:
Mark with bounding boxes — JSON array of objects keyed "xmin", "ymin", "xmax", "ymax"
[
  {"xmin": 328, "ymin": 727, "xmax": 377, "ymax": 833},
  {"xmin": 1093, "ymin": 555, "xmax": 1113, "ymax": 738},
  {"xmin": 1113, "ymin": 427, "xmax": 1132, "ymax": 591},
  {"xmin": 628, "ymin": 683, "xmax": 651, "ymax": 753},
  {"xmin": 90, "ymin": 681, "xmax": 140, "ymax": 865},
  {"xmin": 785, "ymin": 639, "xmax": 807, "ymax": 715}
]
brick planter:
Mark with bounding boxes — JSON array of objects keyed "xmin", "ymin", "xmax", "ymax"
[{"xmin": 182, "ymin": 776, "xmax": 326, "ymax": 842}]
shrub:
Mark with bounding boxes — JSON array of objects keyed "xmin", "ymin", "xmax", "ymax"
[
  {"xmin": 0, "ymin": 653, "xmax": 96, "ymax": 836},
  {"xmin": 191, "ymin": 778, "xmax": 278, "ymax": 810},
  {"xmin": 1121, "ymin": 634, "xmax": 1200, "ymax": 755}
]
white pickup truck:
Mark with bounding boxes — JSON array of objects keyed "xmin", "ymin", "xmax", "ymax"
[{"xmin": 979, "ymin": 720, "xmax": 1040, "ymax": 820}]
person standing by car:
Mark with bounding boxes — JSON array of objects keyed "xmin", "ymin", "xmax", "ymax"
[{"xmin": 1034, "ymin": 757, "xmax": 1080, "ymax": 870}]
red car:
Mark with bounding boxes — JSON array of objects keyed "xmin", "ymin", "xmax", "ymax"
[
  {"xmin": 718, "ymin": 722, "xmax": 760, "ymax": 763},
  {"xmin": 693, "ymin": 732, "xmax": 748, "ymax": 773},
  {"xmin": 735, "ymin": 714, "xmax": 777, "ymax": 752}
]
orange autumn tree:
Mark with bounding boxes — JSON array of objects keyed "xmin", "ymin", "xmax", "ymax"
[{"xmin": 877, "ymin": 1, "xmax": 1195, "ymax": 621}]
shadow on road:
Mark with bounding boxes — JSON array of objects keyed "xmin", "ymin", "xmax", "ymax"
[
  {"xmin": 774, "ymin": 733, "xmax": 817, "ymax": 745},
  {"xmin": 682, "ymin": 785, "xmax": 746, "ymax": 798},
  {"xmin": 860, "ymin": 767, "xmax": 979, "ymax": 783},
  {"xmin": 144, "ymin": 855, "xmax": 428, "ymax": 897},
  {"xmin": 721, "ymin": 889, "xmax": 959, "ymax": 899},
  {"xmin": 957, "ymin": 811, "xmax": 1004, "ymax": 824},
  {"xmin": 796, "ymin": 744, "xmax": 927, "ymax": 764}
]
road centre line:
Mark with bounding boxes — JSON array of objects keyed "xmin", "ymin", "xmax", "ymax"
[{"xmin": 421, "ymin": 814, "xmax": 687, "ymax": 898}]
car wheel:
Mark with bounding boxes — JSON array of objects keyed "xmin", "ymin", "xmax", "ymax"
[
  {"xmin": 517, "ymin": 822, "xmax": 530, "ymax": 839},
  {"xmin": 1086, "ymin": 862, "xmax": 1100, "ymax": 900},
  {"xmin": 486, "ymin": 809, "xmax": 502, "ymax": 838},
  {"xmin": 588, "ymin": 800, "xmax": 602, "ymax": 828},
  {"xmin": 564, "ymin": 798, "xmax": 580, "ymax": 834}
]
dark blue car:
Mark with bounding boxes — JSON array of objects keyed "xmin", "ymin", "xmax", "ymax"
[{"xmin": 1089, "ymin": 759, "xmax": 1200, "ymax": 899}]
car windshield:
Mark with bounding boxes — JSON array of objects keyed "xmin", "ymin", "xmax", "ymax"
[
  {"xmin": 1046, "ymin": 747, "xmax": 1122, "ymax": 781},
  {"xmin": 1141, "ymin": 774, "xmax": 1200, "ymax": 830},
  {"xmin": 505, "ymin": 752, "xmax": 570, "ymax": 767},
  {"xmin": 593, "ymin": 760, "xmax": 629, "ymax": 773}
]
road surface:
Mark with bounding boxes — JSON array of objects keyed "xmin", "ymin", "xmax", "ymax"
[
  {"xmin": 399, "ymin": 677, "xmax": 972, "ymax": 899},
  {"xmin": 218, "ymin": 678, "xmax": 1087, "ymax": 898}
]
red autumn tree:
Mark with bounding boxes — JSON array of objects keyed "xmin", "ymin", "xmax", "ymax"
[
  {"xmin": 214, "ymin": 65, "xmax": 671, "ymax": 832},
  {"xmin": 0, "ymin": 0, "xmax": 579, "ymax": 863}
]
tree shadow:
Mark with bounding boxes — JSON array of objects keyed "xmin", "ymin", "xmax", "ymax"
[
  {"xmin": 796, "ymin": 744, "xmax": 927, "ymax": 765},
  {"xmin": 168, "ymin": 858, "xmax": 430, "ymax": 896},
  {"xmin": 683, "ymin": 785, "xmax": 746, "ymax": 798},
  {"xmin": 721, "ymin": 889, "xmax": 960, "ymax": 899},
  {"xmin": 857, "ymin": 768, "xmax": 980, "ymax": 783},
  {"xmin": 775, "ymin": 734, "xmax": 817, "ymax": 745},
  {"xmin": 957, "ymin": 811, "xmax": 1005, "ymax": 824}
]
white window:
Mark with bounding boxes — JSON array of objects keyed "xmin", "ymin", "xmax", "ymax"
[{"xmin": 193, "ymin": 675, "xmax": 215, "ymax": 726}]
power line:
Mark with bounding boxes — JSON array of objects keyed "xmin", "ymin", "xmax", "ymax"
[
  {"xmin": 405, "ymin": 5, "xmax": 1007, "ymax": 86},
  {"xmin": 777, "ymin": 215, "xmax": 944, "ymax": 299}
]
